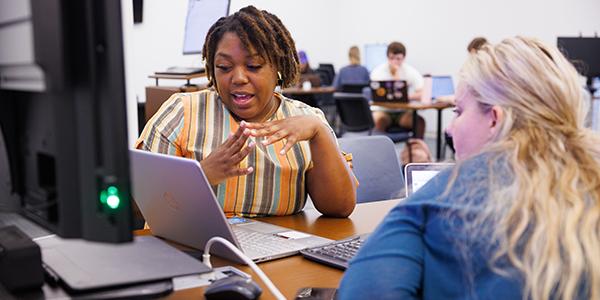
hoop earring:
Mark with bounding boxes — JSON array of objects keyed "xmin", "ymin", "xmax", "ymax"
[{"xmin": 277, "ymin": 71, "xmax": 283, "ymax": 86}]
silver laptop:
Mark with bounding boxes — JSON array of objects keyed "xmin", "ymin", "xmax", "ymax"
[
  {"xmin": 404, "ymin": 163, "xmax": 454, "ymax": 196},
  {"xmin": 129, "ymin": 149, "xmax": 332, "ymax": 264}
]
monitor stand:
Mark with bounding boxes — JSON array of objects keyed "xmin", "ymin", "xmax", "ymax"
[
  {"xmin": 36, "ymin": 235, "xmax": 211, "ymax": 292},
  {"xmin": 6, "ymin": 278, "xmax": 173, "ymax": 300},
  {"xmin": 0, "ymin": 124, "xmax": 19, "ymax": 212}
]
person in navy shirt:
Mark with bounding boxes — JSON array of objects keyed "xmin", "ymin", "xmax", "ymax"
[{"xmin": 332, "ymin": 46, "xmax": 370, "ymax": 91}]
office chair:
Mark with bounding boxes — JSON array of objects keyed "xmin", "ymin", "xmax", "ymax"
[
  {"xmin": 339, "ymin": 136, "xmax": 405, "ymax": 202},
  {"xmin": 292, "ymin": 94, "xmax": 319, "ymax": 108},
  {"xmin": 340, "ymin": 83, "xmax": 369, "ymax": 93},
  {"xmin": 318, "ymin": 63, "xmax": 335, "ymax": 79},
  {"xmin": 317, "ymin": 64, "xmax": 335, "ymax": 85},
  {"xmin": 334, "ymin": 93, "xmax": 412, "ymax": 143},
  {"xmin": 315, "ymin": 68, "xmax": 333, "ymax": 86}
]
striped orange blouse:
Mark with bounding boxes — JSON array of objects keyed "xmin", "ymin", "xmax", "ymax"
[{"xmin": 135, "ymin": 89, "xmax": 335, "ymax": 217}]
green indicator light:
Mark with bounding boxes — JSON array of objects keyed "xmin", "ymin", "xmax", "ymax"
[
  {"xmin": 107, "ymin": 186, "xmax": 118, "ymax": 196},
  {"xmin": 107, "ymin": 195, "xmax": 120, "ymax": 209},
  {"xmin": 100, "ymin": 190, "xmax": 108, "ymax": 204}
]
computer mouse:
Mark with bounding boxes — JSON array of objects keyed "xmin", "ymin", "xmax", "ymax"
[{"xmin": 204, "ymin": 276, "xmax": 263, "ymax": 300}]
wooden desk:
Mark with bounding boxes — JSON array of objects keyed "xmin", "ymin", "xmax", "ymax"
[
  {"xmin": 139, "ymin": 199, "xmax": 400, "ymax": 300},
  {"xmin": 282, "ymin": 86, "xmax": 336, "ymax": 96},
  {"xmin": 372, "ymin": 101, "xmax": 454, "ymax": 160}
]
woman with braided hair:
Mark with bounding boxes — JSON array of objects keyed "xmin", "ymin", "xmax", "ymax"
[
  {"xmin": 339, "ymin": 36, "xmax": 600, "ymax": 299},
  {"xmin": 137, "ymin": 6, "xmax": 356, "ymax": 217}
]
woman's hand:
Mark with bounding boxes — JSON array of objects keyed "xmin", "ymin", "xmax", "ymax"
[
  {"xmin": 241, "ymin": 116, "xmax": 325, "ymax": 155},
  {"xmin": 200, "ymin": 125, "xmax": 255, "ymax": 186},
  {"xmin": 243, "ymin": 118, "xmax": 356, "ymax": 217}
]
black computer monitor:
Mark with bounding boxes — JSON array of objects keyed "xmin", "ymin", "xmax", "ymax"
[
  {"xmin": 557, "ymin": 37, "xmax": 600, "ymax": 79},
  {"xmin": 0, "ymin": 0, "xmax": 132, "ymax": 243}
]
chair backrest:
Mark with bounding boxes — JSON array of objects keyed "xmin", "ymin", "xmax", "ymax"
[
  {"xmin": 318, "ymin": 63, "xmax": 335, "ymax": 79},
  {"xmin": 292, "ymin": 94, "xmax": 319, "ymax": 108},
  {"xmin": 315, "ymin": 67, "xmax": 333, "ymax": 86},
  {"xmin": 340, "ymin": 83, "xmax": 369, "ymax": 93},
  {"xmin": 338, "ymin": 136, "xmax": 405, "ymax": 202},
  {"xmin": 334, "ymin": 94, "xmax": 374, "ymax": 132}
]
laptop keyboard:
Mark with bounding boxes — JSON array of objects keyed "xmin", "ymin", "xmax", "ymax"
[
  {"xmin": 233, "ymin": 228, "xmax": 303, "ymax": 256},
  {"xmin": 300, "ymin": 235, "xmax": 368, "ymax": 270}
]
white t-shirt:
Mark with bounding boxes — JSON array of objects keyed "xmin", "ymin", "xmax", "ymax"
[{"xmin": 370, "ymin": 62, "xmax": 424, "ymax": 94}]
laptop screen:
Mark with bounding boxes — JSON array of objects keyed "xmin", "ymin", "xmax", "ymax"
[
  {"xmin": 370, "ymin": 80, "xmax": 408, "ymax": 102},
  {"xmin": 404, "ymin": 163, "xmax": 454, "ymax": 196},
  {"xmin": 431, "ymin": 76, "xmax": 455, "ymax": 99}
]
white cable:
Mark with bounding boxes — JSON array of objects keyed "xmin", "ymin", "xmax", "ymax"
[{"xmin": 203, "ymin": 236, "xmax": 287, "ymax": 300}]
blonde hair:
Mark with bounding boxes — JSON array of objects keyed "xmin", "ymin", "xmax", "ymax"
[
  {"xmin": 458, "ymin": 37, "xmax": 600, "ymax": 300},
  {"xmin": 348, "ymin": 46, "xmax": 360, "ymax": 65}
]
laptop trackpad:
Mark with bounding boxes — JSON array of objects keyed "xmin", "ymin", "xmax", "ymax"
[
  {"xmin": 275, "ymin": 231, "xmax": 312, "ymax": 239},
  {"xmin": 233, "ymin": 219, "xmax": 311, "ymax": 239}
]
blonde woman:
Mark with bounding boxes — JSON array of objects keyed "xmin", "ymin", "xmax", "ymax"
[
  {"xmin": 339, "ymin": 36, "xmax": 600, "ymax": 300},
  {"xmin": 332, "ymin": 46, "xmax": 370, "ymax": 91}
]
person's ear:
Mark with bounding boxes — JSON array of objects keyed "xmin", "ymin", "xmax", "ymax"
[{"xmin": 489, "ymin": 105, "xmax": 504, "ymax": 134}]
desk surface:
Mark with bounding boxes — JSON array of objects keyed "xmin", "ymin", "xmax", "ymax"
[
  {"xmin": 371, "ymin": 100, "xmax": 454, "ymax": 110},
  {"xmin": 138, "ymin": 199, "xmax": 400, "ymax": 300},
  {"xmin": 282, "ymin": 86, "xmax": 336, "ymax": 95}
]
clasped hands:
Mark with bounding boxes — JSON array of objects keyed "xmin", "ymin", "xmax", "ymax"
[{"xmin": 200, "ymin": 115, "xmax": 324, "ymax": 186}]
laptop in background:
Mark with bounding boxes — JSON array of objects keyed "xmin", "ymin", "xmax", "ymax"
[
  {"xmin": 421, "ymin": 75, "xmax": 455, "ymax": 103},
  {"xmin": 404, "ymin": 163, "xmax": 454, "ymax": 196},
  {"xmin": 129, "ymin": 150, "xmax": 332, "ymax": 264},
  {"xmin": 370, "ymin": 80, "xmax": 409, "ymax": 102},
  {"xmin": 431, "ymin": 76, "xmax": 455, "ymax": 99}
]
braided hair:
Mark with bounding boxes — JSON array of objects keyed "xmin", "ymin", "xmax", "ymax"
[{"xmin": 202, "ymin": 6, "xmax": 300, "ymax": 88}]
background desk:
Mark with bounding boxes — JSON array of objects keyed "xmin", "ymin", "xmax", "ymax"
[
  {"xmin": 137, "ymin": 199, "xmax": 400, "ymax": 299},
  {"xmin": 281, "ymin": 86, "xmax": 336, "ymax": 96},
  {"xmin": 371, "ymin": 101, "xmax": 454, "ymax": 160}
]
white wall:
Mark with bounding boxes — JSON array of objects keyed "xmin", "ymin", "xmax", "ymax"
[
  {"xmin": 123, "ymin": 0, "xmax": 600, "ymax": 140},
  {"xmin": 122, "ymin": 0, "xmax": 205, "ymax": 145}
]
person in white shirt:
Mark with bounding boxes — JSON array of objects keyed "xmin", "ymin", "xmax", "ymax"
[{"xmin": 370, "ymin": 42, "xmax": 425, "ymax": 138}]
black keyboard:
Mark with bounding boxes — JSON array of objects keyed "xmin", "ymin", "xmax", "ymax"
[{"xmin": 300, "ymin": 234, "xmax": 369, "ymax": 270}]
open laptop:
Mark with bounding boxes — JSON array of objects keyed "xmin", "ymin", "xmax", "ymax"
[
  {"xmin": 421, "ymin": 75, "xmax": 455, "ymax": 103},
  {"xmin": 129, "ymin": 149, "xmax": 332, "ymax": 264},
  {"xmin": 431, "ymin": 76, "xmax": 455, "ymax": 99},
  {"xmin": 370, "ymin": 80, "xmax": 408, "ymax": 102},
  {"xmin": 404, "ymin": 163, "xmax": 454, "ymax": 196}
]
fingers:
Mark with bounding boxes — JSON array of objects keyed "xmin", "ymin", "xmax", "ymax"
[
  {"xmin": 223, "ymin": 124, "xmax": 246, "ymax": 146},
  {"xmin": 244, "ymin": 122, "xmax": 276, "ymax": 138},
  {"xmin": 241, "ymin": 120, "xmax": 298, "ymax": 155},
  {"xmin": 261, "ymin": 129, "xmax": 288, "ymax": 146},
  {"xmin": 228, "ymin": 166, "xmax": 254, "ymax": 177},
  {"xmin": 223, "ymin": 125, "xmax": 251, "ymax": 154},
  {"xmin": 231, "ymin": 141, "xmax": 255, "ymax": 164},
  {"xmin": 279, "ymin": 136, "xmax": 297, "ymax": 155}
]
